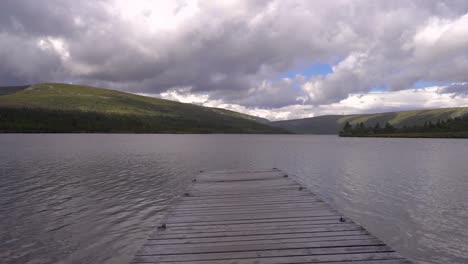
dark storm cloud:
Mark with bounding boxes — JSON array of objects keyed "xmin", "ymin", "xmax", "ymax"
[
  {"xmin": 1, "ymin": 0, "xmax": 468, "ymax": 109},
  {"xmin": 0, "ymin": 33, "xmax": 63, "ymax": 85},
  {"xmin": 0, "ymin": 0, "xmax": 108, "ymax": 85},
  {"xmin": 0, "ymin": 0, "xmax": 75, "ymax": 35},
  {"xmin": 0, "ymin": 1, "xmax": 108, "ymax": 36}
]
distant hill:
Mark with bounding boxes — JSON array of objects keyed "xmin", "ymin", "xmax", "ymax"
[
  {"xmin": 272, "ymin": 108, "xmax": 468, "ymax": 134},
  {"xmin": 0, "ymin": 83, "xmax": 288, "ymax": 134},
  {"xmin": 0, "ymin": 85, "xmax": 29, "ymax": 95}
]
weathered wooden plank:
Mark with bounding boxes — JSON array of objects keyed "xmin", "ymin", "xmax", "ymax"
[
  {"xmin": 147, "ymin": 234, "xmax": 373, "ymax": 249},
  {"xmin": 164, "ymin": 215, "xmax": 342, "ymax": 227},
  {"xmin": 144, "ymin": 234, "xmax": 367, "ymax": 248},
  {"xmin": 176, "ymin": 193, "xmax": 314, "ymax": 201},
  {"xmin": 150, "ymin": 224, "xmax": 362, "ymax": 238},
  {"xmin": 151, "ymin": 225, "xmax": 364, "ymax": 240},
  {"xmin": 181, "ymin": 190, "xmax": 312, "ymax": 197},
  {"xmin": 190, "ymin": 185, "xmax": 301, "ymax": 192},
  {"xmin": 167, "ymin": 207, "xmax": 335, "ymax": 218},
  {"xmin": 157, "ymin": 219, "xmax": 353, "ymax": 232},
  {"xmin": 173, "ymin": 200, "xmax": 323, "ymax": 210},
  {"xmin": 140, "ymin": 238, "xmax": 386, "ymax": 255},
  {"xmin": 133, "ymin": 252, "xmax": 406, "ymax": 264},
  {"xmin": 167, "ymin": 207, "xmax": 336, "ymax": 217},
  {"xmin": 170, "ymin": 203, "xmax": 329, "ymax": 213},
  {"xmin": 173, "ymin": 197, "xmax": 324, "ymax": 205},
  {"xmin": 186, "ymin": 188, "xmax": 305, "ymax": 196},
  {"xmin": 173, "ymin": 201, "xmax": 324, "ymax": 210},
  {"xmin": 164, "ymin": 212, "xmax": 339, "ymax": 224},
  {"xmin": 169, "ymin": 208, "xmax": 331, "ymax": 217},
  {"xmin": 131, "ymin": 169, "xmax": 410, "ymax": 264},
  {"xmin": 146, "ymin": 237, "xmax": 378, "ymax": 252},
  {"xmin": 196, "ymin": 170, "xmax": 282, "ymax": 181},
  {"xmin": 147, "ymin": 230, "xmax": 370, "ymax": 245},
  {"xmin": 134, "ymin": 245, "xmax": 395, "ymax": 262},
  {"xmin": 192, "ymin": 178, "xmax": 296, "ymax": 185},
  {"xmin": 147, "ymin": 223, "xmax": 358, "ymax": 235}
]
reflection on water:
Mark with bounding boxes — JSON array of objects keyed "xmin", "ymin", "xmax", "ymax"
[{"xmin": 0, "ymin": 134, "xmax": 467, "ymax": 263}]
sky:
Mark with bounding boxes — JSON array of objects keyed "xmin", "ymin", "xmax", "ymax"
[{"xmin": 1, "ymin": 0, "xmax": 468, "ymax": 120}]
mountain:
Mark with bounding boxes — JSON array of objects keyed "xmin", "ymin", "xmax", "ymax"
[
  {"xmin": 272, "ymin": 108, "xmax": 468, "ymax": 134},
  {"xmin": 0, "ymin": 83, "xmax": 288, "ymax": 134}
]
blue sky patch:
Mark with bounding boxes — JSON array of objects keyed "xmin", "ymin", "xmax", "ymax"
[
  {"xmin": 278, "ymin": 63, "xmax": 333, "ymax": 79},
  {"xmin": 370, "ymin": 86, "xmax": 387, "ymax": 92},
  {"xmin": 413, "ymin": 81, "xmax": 451, "ymax": 88}
]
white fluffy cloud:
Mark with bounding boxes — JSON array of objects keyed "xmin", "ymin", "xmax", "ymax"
[
  {"xmin": 153, "ymin": 85, "xmax": 468, "ymax": 121},
  {"xmin": 1, "ymin": 0, "xmax": 468, "ymax": 119}
]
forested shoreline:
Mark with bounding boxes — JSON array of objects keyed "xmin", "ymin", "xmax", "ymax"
[{"xmin": 339, "ymin": 116, "xmax": 468, "ymax": 138}]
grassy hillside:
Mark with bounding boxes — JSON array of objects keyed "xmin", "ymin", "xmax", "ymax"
[
  {"xmin": 0, "ymin": 83, "xmax": 288, "ymax": 133},
  {"xmin": 272, "ymin": 108, "xmax": 468, "ymax": 134}
]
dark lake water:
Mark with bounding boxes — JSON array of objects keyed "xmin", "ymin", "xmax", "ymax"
[{"xmin": 1, "ymin": 134, "xmax": 467, "ymax": 264}]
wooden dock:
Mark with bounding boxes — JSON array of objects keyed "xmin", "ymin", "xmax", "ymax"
[{"xmin": 132, "ymin": 169, "xmax": 411, "ymax": 264}]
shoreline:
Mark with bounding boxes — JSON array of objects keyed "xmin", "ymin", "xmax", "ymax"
[{"xmin": 340, "ymin": 132, "xmax": 468, "ymax": 138}]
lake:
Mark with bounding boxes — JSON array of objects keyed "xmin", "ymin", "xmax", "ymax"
[{"xmin": 1, "ymin": 134, "xmax": 467, "ymax": 264}]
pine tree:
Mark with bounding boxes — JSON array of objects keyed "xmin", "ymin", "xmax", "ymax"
[
  {"xmin": 384, "ymin": 122, "xmax": 394, "ymax": 133},
  {"xmin": 339, "ymin": 121, "xmax": 353, "ymax": 136},
  {"xmin": 373, "ymin": 122, "xmax": 381, "ymax": 133}
]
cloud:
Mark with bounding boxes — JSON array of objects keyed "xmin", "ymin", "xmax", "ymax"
[
  {"xmin": 1, "ymin": 0, "xmax": 468, "ymax": 116},
  {"xmin": 0, "ymin": 32, "xmax": 64, "ymax": 84},
  {"xmin": 152, "ymin": 85, "xmax": 468, "ymax": 121},
  {"xmin": 439, "ymin": 82, "xmax": 468, "ymax": 96}
]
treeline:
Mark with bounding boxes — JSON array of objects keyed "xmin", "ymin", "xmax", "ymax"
[
  {"xmin": 0, "ymin": 107, "xmax": 285, "ymax": 134},
  {"xmin": 339, "ymin": 115, "xmax": 468, "ymax": 138}
]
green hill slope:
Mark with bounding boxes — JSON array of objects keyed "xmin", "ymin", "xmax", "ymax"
[
  {"xmin": 0, "ymin": 83, "xmax": 288, "ymax": 133},
  {"xmin": 272, "ymin": 108, "xmax": 468, "ymax": 134}
]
